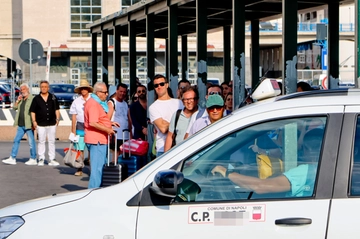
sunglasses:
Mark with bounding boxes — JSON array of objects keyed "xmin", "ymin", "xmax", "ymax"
[
  {"xmin": 99, "ymin": 91, "xmax": 108, "ymax": 94},
  {"xmin": 137, "ymin": 90, "xmax": 146, "ymax": 93},
  {"xmin": 209, "ymin": 92, "xmax": 221, "ymax": 95},
  {"xmin": 207, "ymin": 106, "xmax": 223, "ymax": 112},
  {"xmin": 154, "ymin": 82, "xmax": 166, "ymax": 88}
]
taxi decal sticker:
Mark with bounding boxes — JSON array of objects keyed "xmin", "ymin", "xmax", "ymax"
[{"xmin": 188, "ymin": 204, "xmax": 266, "ymax": 226}]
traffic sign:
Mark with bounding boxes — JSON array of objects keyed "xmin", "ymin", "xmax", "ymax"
[{"xmin": 18, "ymin": 38, "xmax": 44, "ymax": 64}]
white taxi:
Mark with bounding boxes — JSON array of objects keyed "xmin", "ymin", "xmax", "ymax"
[{"xmin": 1, "ymin": 82, "xmax": 360, "ymax": 239}]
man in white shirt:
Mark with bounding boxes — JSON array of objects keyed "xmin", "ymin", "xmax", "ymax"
[
  {"xmin": 149, "ymin": 74, "xmax": 183, "ymax": 157},
  {"xmin": 107, "ymin": 83, "xmax": 132, "ymax": 162}
]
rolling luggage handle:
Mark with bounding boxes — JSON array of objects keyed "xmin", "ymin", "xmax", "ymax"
[
  {"xmin": 123, "ymin": 129, "xmax": 131, "ymax": 158},
  {"xmin": 107, "ymin": 130, "xmax": 117, "ymax": 167}
]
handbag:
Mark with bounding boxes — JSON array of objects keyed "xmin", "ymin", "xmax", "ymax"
[
  {"xmin": 256, "ymin": 154, "xmax": 283, "ymax": 179},
  {"xmin": 120, "ymin": 139, "xmax": 149, "ymax": 156},
  {"xmin": 63, "ymin": 143, "xmax": 84, "ymax": 168}
]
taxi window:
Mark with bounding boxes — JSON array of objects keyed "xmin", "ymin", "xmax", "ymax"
[
  {"xmin": 179, "ymin": 117, "xmax": 326, "ymax": 202},
  {"xmin": 350, "ymin": 117, "xmax": 360, "ymax": 195}
]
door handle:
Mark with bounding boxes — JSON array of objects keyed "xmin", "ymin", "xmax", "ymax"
[{"xmin": 275, "ymin": 217, "xmax": 312, "ymax": 226}]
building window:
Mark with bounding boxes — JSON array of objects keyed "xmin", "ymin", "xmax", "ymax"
[
  {"xmin": 121, "ymin": 0, "xmax": 142, "ymax": 8},
  {"xmin": 70, "ymin": 0, "xmax": 101, "ymax": 37}
]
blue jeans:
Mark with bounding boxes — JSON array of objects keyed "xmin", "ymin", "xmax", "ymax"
[
  {"xmin": 11, "ymin": 126, "xmax": 36, "ymax": 159},
  {"xmin": 86, "ymin": 143, "xmax": 107, "ymax": 189},
  {"xmin": 156, "ymin": 152, "xmax": 164, "ymax": 158}
]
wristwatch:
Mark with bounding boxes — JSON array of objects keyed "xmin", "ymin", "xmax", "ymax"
[{"xmin": 225, "ymin": 169, "xmax": 234, "ymax": 177}]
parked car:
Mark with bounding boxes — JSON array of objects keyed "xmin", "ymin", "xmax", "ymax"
[
  {"xmin": 0, "ymin": 83, "xmax": 20, "ymax": 100},
  {"xmin": 0, "ymin": 87, "xmax": 11, "ymax": 106},
  {"xmin": 49, "ymin": 84, "xmax": 77, "ymax": 109},
  {"xmin": 3, "ymin": 83, "xmax": 360, "ymax": 238}
]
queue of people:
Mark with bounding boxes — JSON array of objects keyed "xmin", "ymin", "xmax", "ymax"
[{"xmin": 1, "ymin": 75, "xmax": 238, "ymax": 189}]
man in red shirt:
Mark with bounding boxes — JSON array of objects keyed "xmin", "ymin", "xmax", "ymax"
[{"xmin": 84, "ymin": 82, "xmax": 115, "ymax": 188}]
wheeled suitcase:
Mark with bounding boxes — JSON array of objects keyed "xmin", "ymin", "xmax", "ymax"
[
  {"xmin": 118, "ymin": 129, "xmax": 145, "ymax": 176},
  {"xmin": 101, "ymin": 132, "xmax": 128, "ymax": 187}
]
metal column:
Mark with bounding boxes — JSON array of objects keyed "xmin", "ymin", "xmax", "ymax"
[
  {"xmin": 328, "ymin": 1, "xmax": 340, "ymax": 89},
  {"xmin": 147, "ymin": 13, "xmax": 155, "ymax": 104},
  {"xmin": 168, "ymin": 5, "xmax": 179, "ymax": 95},
  {"xmin": 223, "ymin": 26, "xmax": 231, "ymax": 83},
  {"xmin": 196, "ymin": 0, "xmax": 207, "ymax": 108},
  {"xmin": 113, "ymin": 25, "xmax": 121, "ymax": 85},
  {"xmin": 129, "ymin": 20, "xmax": 137, "ymax": 96},
  {"xmin": 282, "ymin": 0, "xmax": 298, "ymax": 94},
  {"xmin": 251, "ymin": 19, "xmax": 260, "ymax": 89},
  {"xmin": 91, "ymin": 33, "xmax": 98, "ymax": 87},
  {"xmin": 356, "ymin": 0, "xmax": 360, "ymax": 88},
  {"xmin": 181, "ymin": 35, "xmax": 188, "ymax": 81},
  {"xmin": 233, "ymin": 0, "xmax": 246, "ymax": 108},
  {"xmin": 101, "ymin": 31, "xmax": 109, "ymax": 87}
]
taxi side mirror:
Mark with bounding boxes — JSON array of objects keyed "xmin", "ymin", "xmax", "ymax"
[{"xmin": 149, "ymin": 170, "xmax": 184, "ymax": 198}]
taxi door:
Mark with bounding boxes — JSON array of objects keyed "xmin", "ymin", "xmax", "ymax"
[
  {"xmin": 327, "ymin": 107, "xmax": 360, "ymax": 238},
  {"xmin": 136, "ymin": 111, "xmax": 342, "ymax": 239}
]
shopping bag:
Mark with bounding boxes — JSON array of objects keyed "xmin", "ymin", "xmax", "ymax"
[
  {"xmin": 63, "ymin": 143, "xmax": 84, "ymax": 168},
  {"xmin": 120, "ymin": 139, "xmax": 149, "ymax": 156}
]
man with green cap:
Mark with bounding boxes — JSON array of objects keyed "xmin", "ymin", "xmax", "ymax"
[{"xmin": 188, "ymin": 94, "xmax": 224, "ymax": 136}]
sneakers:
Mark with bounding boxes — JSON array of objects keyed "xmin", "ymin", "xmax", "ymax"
[
  {"xmin": 2, "ymin": 156, "xmax": 16, "ymax": 165},
  {"xmin": 38, "ymin": 158, "xmax": 45, "ymax": 166},
  {"xmin": 48, "ymin": 159, "xmax": 60, "ymax": 166},
  {"xmin": 25, "ymin": 158, "xmax": 38, "ymax": 166}
]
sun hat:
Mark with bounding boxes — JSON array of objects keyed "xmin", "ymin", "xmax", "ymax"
[
  {"xmin": 74, "ymin": 79, "xmax": 93, "ymax": 93},
  {"xmin": 206, "ymin": 94, "xmax": 224, "ymax": 108}
]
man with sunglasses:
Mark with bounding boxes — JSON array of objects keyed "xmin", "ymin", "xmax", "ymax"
[
  {"xmin": 130, "ymin": 85, "xmax": 148, "ymax": 140},
  {"xmin": 149, "ymin": 74, "xmax": 183, "ymax": 157},
  {"xmin": 188, "ymin": 94, "xmax": 224, "ymax": 137}
]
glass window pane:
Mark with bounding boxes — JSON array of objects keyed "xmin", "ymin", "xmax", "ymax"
[
  {"xmin": 82, "ymin": 0, "xmax": 91, "ymax": 5},
  {"xmin": 122, "ymin": 0, "xmax": 131, "ymax": 6},
  {"xmin": 81, "ymin": 23, "xmax": 89, "ymax": 29},
  {"xmin": 92, "ymin": 7, "xmax": 101, "ymax": 14},
  {"xmin": 81, "ymin": 30, "xmax": 91, "ymax": 37},
  {"xmin": 92, "ymin": 15, "xmax": 101, "ymax": 21},
  {"xmin": 71, "ymin": 23, "xmax": 81, "ymax": 30},
  {"xmin": 71, "ymin": 7, "xmax": 81, "ymax": 13},
  {"xmin": 82, "ymin": 7, "xmax": 91, "ymax": 13},
  {"xmin": 179, "ymin": 117, "xmax": 326, "ymax": 202},
  {"xmin": 71, "ymin": 0, "xmax": 80, "ymax": 6},
  {"xmin": 92, "ymin": 0, "xmax": 101, "ymax": 6},
  {"xmin": 71, "ymin": 15, "xmax": 81, "ymax": 21},
  {"xmin": 81, "ymin": 15, "xmax": 91, "ymax": 21},
  {"xmin": 351, "ymin": 117, "xmax": 360, "ymax": 195},
  {"xmin": 71, "ymin": 31, "xmax": 81, "ymax": 37}
]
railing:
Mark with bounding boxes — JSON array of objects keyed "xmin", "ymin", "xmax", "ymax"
[{"xmin": 248, "ymin": 22, "xmax": 355, "ymax": 33}]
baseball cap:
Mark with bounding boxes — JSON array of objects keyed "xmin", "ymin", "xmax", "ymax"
[{"xmin": 206, "ymin": 94, "xmax": 224, "ymax": 108}]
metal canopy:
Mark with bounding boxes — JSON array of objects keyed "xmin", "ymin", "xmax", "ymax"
[{"xmin": 88, "ymin": 0, "xmax": 347, "ymax": 38}]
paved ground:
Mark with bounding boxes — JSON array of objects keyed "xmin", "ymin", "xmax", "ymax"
[{"xmin": 0, "ymin": 141, "xmax": 89, "ymax": 209}]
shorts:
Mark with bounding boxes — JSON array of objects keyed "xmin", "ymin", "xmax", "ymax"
[
  {"xmin": 74, "ymin": 136, "xmax": 86, "ymax": 151},
  {"xmin": 74, "ymin": 129, "xmax": 85, "ymax": 150},
  {"xmin": 109, "ymin": 136, "xmax": 124, "ymax": 151}
]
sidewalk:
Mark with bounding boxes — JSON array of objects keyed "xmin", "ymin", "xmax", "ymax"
[{"xmin": 0, "ymin": 141, "xmax": 89, "ymax": 209}]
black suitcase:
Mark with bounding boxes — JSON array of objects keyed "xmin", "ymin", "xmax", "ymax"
[
  {"xmin": 101, "ymin": 133, "xmax": 128, "ymax": 187},
  {"xmin": 118, "ymin": 129, "xmax": 145, "ymax": 176}
]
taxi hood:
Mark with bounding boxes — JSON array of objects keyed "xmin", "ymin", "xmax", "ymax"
[{"xmin": 0, "ymin": 189, "xmax": 94, "ymax": 217}]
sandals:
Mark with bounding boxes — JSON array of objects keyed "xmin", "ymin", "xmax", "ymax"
[{"xmin": 74, "ymin": 171, "xmax": 83, "ymax": 176}]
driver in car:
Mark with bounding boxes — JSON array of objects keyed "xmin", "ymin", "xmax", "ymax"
[{"xmin": 211, "ymin": 128, "xmax": 323, "ymax": 197}]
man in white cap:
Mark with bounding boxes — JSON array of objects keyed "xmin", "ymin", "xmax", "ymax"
[{"xmin": 69, "ymin": 79, "xmax": 93, "ymax": 176}]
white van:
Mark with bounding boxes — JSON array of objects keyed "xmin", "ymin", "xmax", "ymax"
[{"xmin": 2, "ymin": 83, "xmax": 360, "ymax": 238}]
